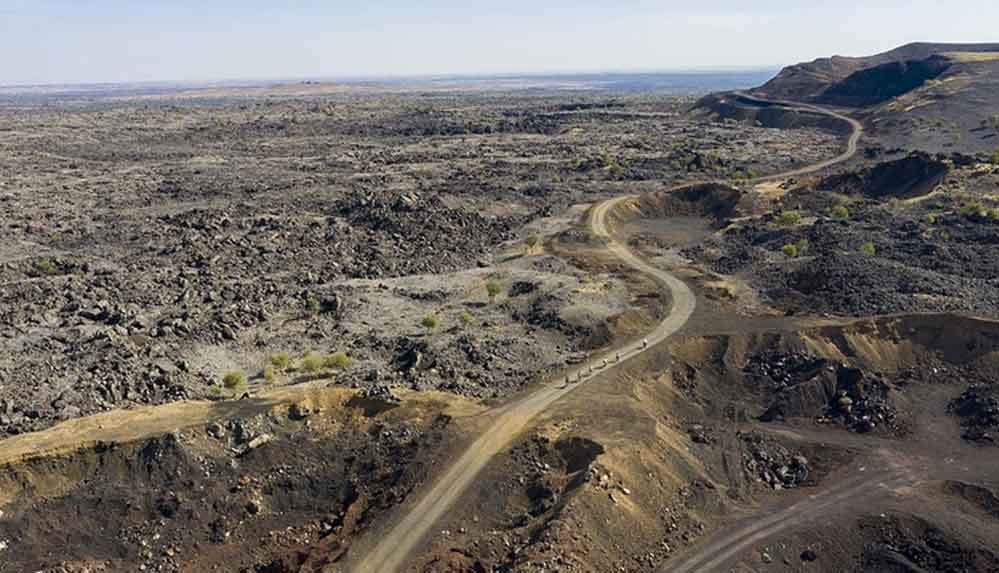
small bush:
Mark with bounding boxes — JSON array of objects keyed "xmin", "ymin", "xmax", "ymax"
[
  {"xmin": 991, "ymin": 147, "xmax": 999, "ymax": 165},
  {"xmin": 421, "ymin": 313, "xmax": 440, "ymax": 330},
  {"xmin": 30, "ymin": 259, "xmax": 60, "ymax": 277},
  {"xmin": 961, "ymin": 201, "xmax": 987, "ymax": 218},
  {"xmin": 269, "ymin": 352, "xmax": 291, "ymax": 371},
  {"xmin": 859, "ymin": 242, "xmax": 876, "ymax": 256},
  {"xmin": 324, "ymin": 351, "xmax": 351, "ymax": 369},
  {"xmin": 263, "ymin": 364, "xmax": 277, "ymax": 385},
  {"xmin": 485, "ymin": 278, "xmax": 503, "ymax": 303},
  {"xmin": 776, "ymin": 209, "xmax": 802, "ymax": 226},
  {"xmin": 524, "ymin": 235, "xmax": 541, "ymax": 253},
  {"xmin": 304, "ymin": 294, "xmax": 320, "ymax": 314},
  {"xmin": 925, "ymin": 213, "xmax": 938, "ymax": 225},
  {"xmin": 301, "ymin": 351, "xmax": 324, "ymax": 374},
  {"xmin": 828, "ymin": 205, "xmax": 850, "ymax": 219},
  {"xmin": 222, "ymin": 371, "xmax": 246, "ymax": 395},
  {"xmin": 459, "ymin": 311, "xmax": 474, "ymax": 326},
  {"xmin": 781, "ymin": 243, "xmax": 799, "ymax": 257}
]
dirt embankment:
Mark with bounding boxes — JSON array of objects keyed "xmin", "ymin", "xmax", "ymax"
[
  {"xmin": 815, "ymin": 152, "xmax": 950, "ymax": 200},
  {"xmin": 0, "ymin": 387, "xmax": 474, "ymax": 573},
  {"xmin": 692, "ymin": 93, "xmax": 853, "ymax": 135},
  {"xmin": 668, "ymin": 314, "xmax": 999, "ymax": 439}
]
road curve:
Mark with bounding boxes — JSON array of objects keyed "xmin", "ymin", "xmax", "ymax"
[
  {"xmin": 351, "ymin": 96, "xmax": 862, "ymax": 573},
  {"xmin": 667, "ymin": 469, "xmax": 910, "ymax": 573}
]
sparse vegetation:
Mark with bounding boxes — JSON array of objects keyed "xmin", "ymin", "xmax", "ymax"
[
  {"xmin": 776, "ymin": 209, "xmax": 802, "ymax": 226},
  {"xmin": 459, "ymin": 310, "xmax": 474, "ymax": 326},
  {"xmin": 263, "ymin": 364, "xmax": 277, "ymax": 384},
  {"xmin": 305, "ymin": 293, "xmax": 321, "ymax": 314},
  {"xmin": 524, "ymin": 235, "xmax": 541, "ymax": 253},
  {"xmin": 925, "ymin": 213, "xmax": 938, "ymax": 225},
  {"xmin": 485, "ymin": 278, "xmax": 503, "ymax": 304},
  {"xmin": 222, "ymin": 370, "xmax": 246, "ymax": 396},
  {"xmin": 859, "ymin": 242, "xmax": 876, "ymax": 256},
  {"xmin": 991, "ymin": 147, "xmax": 999, "ymax": 165},
  {"xmin": 782, "ymin": 238, "xmax": 809, "ymax": 258},
  {"xmin": 828, "ymin": 205, "xmax": 850, "ymax": 219},
  {"xmin": 421, "ymin": 313, "xmax": 440, "ymax": 330},
  {"xmin": 270, "ymin": 352, "xmax": 291, "ymax": 371},
  {"xmin": 30, "ymin": 259, "xmax": 60, "ymax": 277},
  {"xmin": 324, "ymin": 351, "xmax": 352, "ymax": 369},
  {"xmin": 301, "ymin": 351, "xmax": 324, "ymax": 374}
]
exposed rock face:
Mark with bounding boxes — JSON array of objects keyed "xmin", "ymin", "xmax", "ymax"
[
  {"xmin": 753, "ymin": 42, "xmax": 999, "ymax": 103},
  {"xmin": 816, "ymin": 152, "xmax": 949, "ymax": 200}
]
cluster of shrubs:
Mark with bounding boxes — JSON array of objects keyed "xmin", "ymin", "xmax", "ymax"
[
  {"xmin": 218, "ymin": 349, "xmax": 354, "ymax": 398},
  {"xmin": 960, "ymin": 201, "xmax": 999, "ymax": 223}
]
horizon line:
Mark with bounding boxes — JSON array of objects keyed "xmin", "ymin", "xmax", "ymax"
[{"xmin": 0, "ymin": 66, "xmax": 781, "ymax": 90}]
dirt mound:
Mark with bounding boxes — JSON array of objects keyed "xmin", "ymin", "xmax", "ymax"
[
  {"xmin": 671, "ymin": 314, "xmax": 999, "ymax": 438},
  {"xmin": 860, "ymin": 513, "xmax": 999, "ymax": 572},
  {"xmin": 0, "ymin": 390, "xmax": 457, "ymax": 573},
  {"xmin": 943, "ymin": 481, "xmax": 999, "ymax": 518},
  {"xmin": 747, "ymin": 352, "xmax": 903, "ymax": 435},
  {"xmin": 949, "ymin": 384, "xmax": 999, "ymax": 445},
  {"xmin": 816, "ymin": 153, "xmax": 949, "ymax": 200}
]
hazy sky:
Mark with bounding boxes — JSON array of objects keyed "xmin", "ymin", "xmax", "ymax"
[{"xmin": 3, "ymin": 0, "xmax": 997, "ymax": 85}]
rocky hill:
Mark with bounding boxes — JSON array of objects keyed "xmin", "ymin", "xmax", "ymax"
[
  {"xmin": 698, "ymin": 43, "xmax": 999, "ymax": 154},
  {"xmin": 753, "ymin": 42, "xmax": 999, "ymax": 103}
]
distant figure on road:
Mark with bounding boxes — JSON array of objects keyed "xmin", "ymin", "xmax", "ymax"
[{"xmin": 642, "ymin": 339, "xmax": 648, "ymax": 349}]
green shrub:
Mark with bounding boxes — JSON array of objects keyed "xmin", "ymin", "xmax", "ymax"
[
  {"xmin": 859, "ymin": 242, "xmax": 876, "ymax": 256},
  {"xmin": 485, "ymin": 278, "xmax": 503, "ymax": 303},
  {"xmin": 925, "ymin": 213, "xmax": 938, "ymax": 225},
  {"xmin": 776, "ymin": 209, "xmax": 802, "ymax": 226},
  {"xmin": 301, "ymin": 351, "xmax": 324, "ymax": 374},
  {"xmin": 828, "ymin": 205, "xmax": 850, "ymax": 219},
  {"xmin": 31, "ymin": 259, "xmax": 60, "ymax": 277},
  {"xmin": 961, "ymin": 201, "xmax": 987, "ymax": 218},
  {"xmin": 263, "ymin": 364, "xmax": 277, "ymax": 385},
  {"xmin": 421, "ymin": 313, "xmax": 440, "ymax": 330},
  {"xmin": 991, "ymin": 147, "xmax": 999, "ymax": 165},
  {"xmin": 222, "ymin": 371, "xmax": 246, "ymax": 395},
  {"xmin": 269, "ymin": 352, "xmax": 291, "ymax": 371},
  {"xmin": 305, "ymin": 294, "xmax": 320, "ymax": 314},
  {"xmin": 324, "ymin": 351, "xmax": 351, "ymax": 369},
  {"xmin": 524, "ymin": 235, "xmax": 541, "ymax": 253},
  {"xmin": 781, "ymin": 243, "xmax": 799, "ymax": 257},
  {"xmin": 795, "ymin": 238, "xmax": 810, "ymax": 253},
  {"xmin": 459, "ymin": 311, "xmax": 474, "ymax": 326}
]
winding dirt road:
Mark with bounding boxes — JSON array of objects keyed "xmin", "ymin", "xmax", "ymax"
[{"xmin": 351, "ymin": 95, "xmax": 863, "ymax": 573}]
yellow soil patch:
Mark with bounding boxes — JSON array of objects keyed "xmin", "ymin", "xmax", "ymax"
[
  {"xmin": 942, "ymin": 51, "xmax": 999, "ymax": 63},
  {"xmin": 0, "ymin": 382, "xmax": 482, "ymax": 468}
]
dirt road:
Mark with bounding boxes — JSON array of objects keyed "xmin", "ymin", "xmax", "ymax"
[
  {"xmin": 351, "ymin": 97, "xmax": 863, "ymax": 573},
  {"xmin": 667, "ymin": 464, "xmax": 911, "ymax": 573},
  {"xmin": 350, "ymin": 176, "xmax": 697, "ymax": 573}
]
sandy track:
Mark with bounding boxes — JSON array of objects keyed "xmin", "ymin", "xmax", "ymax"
[
  {"xmin": 667, "ymin": 468, "xmax": 909, "ymax": 573},
  {"xmin": 351, "ymin": 96, "xmax": 863, "ymax": 572},
  {"xmin": 351, "ymin": 189, "xmax": 697, "ymax": 573}
]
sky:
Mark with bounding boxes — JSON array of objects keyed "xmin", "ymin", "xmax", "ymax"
[{"xmin": 2, "ymin": 0, "xmax": 998, "ymax": 85}]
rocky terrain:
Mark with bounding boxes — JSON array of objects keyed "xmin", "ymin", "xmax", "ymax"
[
  {"xmin": 699, "ymin": 42, "xmax": 999, "ymax": 154},
  {"xmin": 0, "ymin": 92, "xmax": 841, "ymax": 437},
  {"xmin": 2, "ymin": 58, "xmax": 999, "ymax": 573}
]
